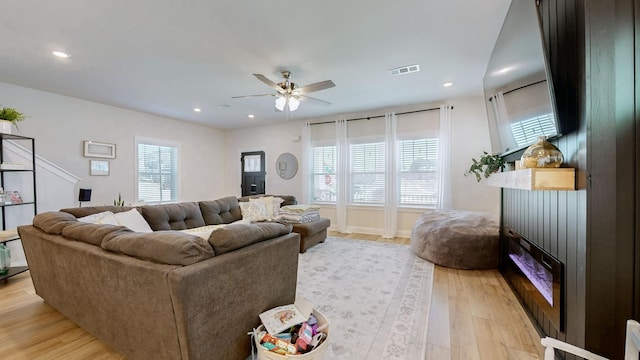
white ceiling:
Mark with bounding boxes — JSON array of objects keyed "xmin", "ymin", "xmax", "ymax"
[{"xmin": 0, "ymin": 0, "xmax": 511, "ymax": 129}]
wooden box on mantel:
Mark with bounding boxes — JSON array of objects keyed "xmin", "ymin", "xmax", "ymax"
[{"xmin": 484, "ymin": 168, "xmax": 576, "ymax": 191}]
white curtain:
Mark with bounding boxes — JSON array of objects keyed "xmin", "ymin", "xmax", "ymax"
[
  {"xmin": 335, "ymin": 118, "xmax": 350, "ymax": 234},
  {"xmin": 437, "ymin": 105, "xmax": 453, "ymax": 209},
  {"xmin": 383, "ymin": 112, "xmax": 398, "ymax": 238},
  {"xmin": 491, "ymin": 92, "xmax": 510, "ymax": 150},
  {"xmin": 301, "ymin": 121, "xmax": 312, "ymax": 204}
]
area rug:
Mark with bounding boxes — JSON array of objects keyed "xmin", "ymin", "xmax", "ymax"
[{"xmin": 296, "ymin": 236, "xmax": 434, "ymax": 360}]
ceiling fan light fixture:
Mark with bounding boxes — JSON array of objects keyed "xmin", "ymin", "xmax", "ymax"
[
  {"xmin": 275, "ymin": 96, "xmax": 286, "ymax": 111},
  {"xmin": 239, "ymin": 71, "xmax": 334, "ymax": 112},
  {"xmin": 288, "ymin": 97, "xmax": 300, "ymax": 111}
]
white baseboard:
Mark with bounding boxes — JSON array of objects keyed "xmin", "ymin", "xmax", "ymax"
[{"xmin": 328, "ymin": 226, "xmax": 411, "ymax": 239}]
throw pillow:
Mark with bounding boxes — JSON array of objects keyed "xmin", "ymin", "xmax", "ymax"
[
  {"xmin": 62, "ymin": 222, "xmax": 131, "ymax": 246},
  {"xmin": 249, "ymin": 196, "xmax": 284, "ymax": 221},
  {"xmin": 33, "ymin": 211, "xmax": 79, "ymax": 235},
  {"xmin": 239, "ymin": 201, "xmax": 269, "ymax": 222},
  {"xmin": 114, "ymin": 208, "xmax": 153, "ymax": 233},
  {"xmin": 77, "ymin": 211, "xmax": 119, "ymax": 226},
  {"xmin": 208, "ymin": 222, "xmax": 293, "ymax": 254},
  {"xmin": 102, "ymin": 230, "xmax": 215, "ymax": 265}
]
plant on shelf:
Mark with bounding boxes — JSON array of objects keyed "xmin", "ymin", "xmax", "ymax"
[
  {"xmin": 0, "ymin": 106, "xmax": 26, "ymax": 130},
  {"xmin": 465, "ymin": 151, "xmax": 506, "ymax": 182},
  {"xmin": 114, "ymin": 193, "xmax": 125, "ymax": 207}
]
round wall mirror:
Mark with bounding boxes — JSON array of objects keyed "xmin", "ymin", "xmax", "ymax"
[{"xmin": 276, "ymin": 153, "xmax": 298, "ymax": 180}]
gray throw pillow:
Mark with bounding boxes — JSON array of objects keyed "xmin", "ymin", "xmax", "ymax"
[
  {"xmin": 33, "ymin": 212, "xmax": 79, "ymax": 235},
  {"xmin": 208, "ymin": 222, "xmax": 292, "ymax": 255},
  {"xmin": 62, "ymin": 222, "xmax": 131, "ymax": 246},
  {"xmin": 102, "ymin": 230, "xmax": 215, "ymax": 265}
]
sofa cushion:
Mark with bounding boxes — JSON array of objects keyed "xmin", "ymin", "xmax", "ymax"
[
  {"xmin": 140, "ymin": 202, "xmax": 206, "ymax": 231},
  {"xmin": 102, "ymin": 230, "xmax": 215, "ymax": 265},
  {"xmin": 291, "ymin": 218, "xmax": 331, "ymax": 237},
  {"xmin": 199, "ymin": 196, "xmax": 242, "ymax": 225},
  {"xmin": 33, "ymin": 212, "xmax": 79, "ymax": 235},
  {"xmin": 62, "ymin": 222, "xmax": 132, "ymax": 246},
  {"xmin": 208, "ymin": 222, "xmax": 292, "ymax": 255}
]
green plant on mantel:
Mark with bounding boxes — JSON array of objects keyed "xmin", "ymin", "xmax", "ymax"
[
  {"xmin": 113, "ymin": 193, "xmax": 125, "ymax": 207},
  {"xmin": 0, "ymin": 106, "xmax": 26, "ymax": 130},
  {"xmin": 465, "ymin": 151, "xmax": 506, "ymax": 182}
]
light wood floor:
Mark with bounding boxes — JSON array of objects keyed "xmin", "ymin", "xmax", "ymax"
[{"xmin": 0, "ymin": 232, "xmax": 545, "ymax": 360}]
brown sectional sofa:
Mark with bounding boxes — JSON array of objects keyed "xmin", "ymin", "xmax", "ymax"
[
  {"xmin": 18, "ymin": 196, "xmax": 300, "ymax": 360},
  {"xmin": 237, "ymin": 194, "xmax": 330, "ymax": 253}
]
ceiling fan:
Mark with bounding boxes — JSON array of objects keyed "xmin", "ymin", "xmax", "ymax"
[{"xmin": 232, "ymin": 71, "xmax": 335, "ymax": 112}]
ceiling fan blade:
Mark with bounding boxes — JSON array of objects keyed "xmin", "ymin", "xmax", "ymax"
[
  {"xmin": 299, "ymin": 95, "xmax": 332, "ymax": 106},
  {"xmin": 294, "ymin": 80, "xmax": 335, "ymax": 95},
  {"xmin": 231, "ymin": 94, "xmax": 276, "ymax": 99},
  {"xmin": 253, "ymin": 74, "xmax": 285, "ymax": 93}
]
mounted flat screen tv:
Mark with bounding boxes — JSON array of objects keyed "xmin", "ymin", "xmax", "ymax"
[{"xmin": 483, "ymin": 0, "xmax": 560, "ymax": 156}]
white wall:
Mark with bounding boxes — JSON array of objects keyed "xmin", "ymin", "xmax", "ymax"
[
  {"xmin": 225, "ymin": 95, "xmax": 501, "ymax": 237},
  {"xmin": 0, "ymin": 81, "xmax": 499, "ymax": 238},
  {"xmin": 0, "ymin": 82, "xmax": 227, "ymax": 208},
  {"xmin": 224, "ymin": 121, "xmax": 305, "ymax": 198}
]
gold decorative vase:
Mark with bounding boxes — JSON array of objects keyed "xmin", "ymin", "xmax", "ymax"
[{"xmin": 520, "ymin": 136, "xmax": 563, "ymax": 168}]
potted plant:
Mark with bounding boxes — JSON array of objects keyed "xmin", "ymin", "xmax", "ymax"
[
  {"xmin": 465, "ymin": 151, "xmax": 506, "ymax": 182},
  {"xmin": 114, "ymin": 193, "xmax": 125, "ymax": 207},
  {"xmin": 0, "ymin": 106, "xmax": 26, "ymax": 134}
]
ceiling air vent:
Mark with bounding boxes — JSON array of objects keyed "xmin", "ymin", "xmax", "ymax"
[{"xmin": 388, "ymin": 64, "xmax": 420, "ymax": 76}]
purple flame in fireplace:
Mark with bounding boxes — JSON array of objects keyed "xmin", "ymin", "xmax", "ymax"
[{"xmin": 509, "ymin": 251, "xmax": 553, "ymax": 306}]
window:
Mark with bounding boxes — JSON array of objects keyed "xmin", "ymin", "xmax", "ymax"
[
  {"xmin": 399, "ymin": 138, "xmax": 439, "ymax": 206},
  {"xmin": 311, "ymin": 145, "xmax": 336, "ymax": 202},
  {"xmin": 510, "ymin": 113, "xmax": 556, "ymax": 148},
  {"xmin": 350, "ymin": 142, "xmax": 385, "ymax": 204},
  {"xmin": 136, "ymin": 138, "xmax": 178, "ymax": 203},
  {"xmin": 308, "ymin": 110, "xmax": 441, "ymax": 208}
]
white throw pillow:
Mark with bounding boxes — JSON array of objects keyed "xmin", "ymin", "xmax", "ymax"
[
  {"xmin": 77, "ymin": 211, "xmax": 119, "ymax": 225},
  {"xmin": 249, "ymin": 196, "xmax": 284, "ymax": 221},
  {"xmin": 114, "ymin": 209, "xmax": 153, "ymax": 233},
  {"xmin": 239, "ymin": 201, "xmax": 270, "ymax": 222}
]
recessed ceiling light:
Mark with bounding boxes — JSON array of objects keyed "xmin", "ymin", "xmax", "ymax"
[
  {"xmin": 193, "ymin": 108, "xmax": 201, "ymax": 112},
  {"xmin": 443, "ymin": 82, "xmax": 454, "ymax": 87},
  {"xmin": 248, "ymin": 114, "xmax": 255, "ymax": 118},
  {"xmin": 52, "ymin": 51, "xmax": 69, "ymax": 58}
]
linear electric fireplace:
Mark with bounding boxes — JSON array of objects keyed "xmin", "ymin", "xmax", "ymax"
[{"xmin": 503, "ymin": 227, "xmax": 564, "ymax": 332}]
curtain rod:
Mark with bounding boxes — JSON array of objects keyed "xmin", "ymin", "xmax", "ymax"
[
  {"xmin": 489, "ymin": 79, "xmax": 547, "ymax": 101},
  {"xmin": 309, "ymin": 106, "xmax": 450, "ymax": 126}
]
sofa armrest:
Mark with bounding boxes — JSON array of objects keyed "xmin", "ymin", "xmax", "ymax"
[{"xmin": 166, "ymin": 232, "xmax": 300, "ymax": 360}]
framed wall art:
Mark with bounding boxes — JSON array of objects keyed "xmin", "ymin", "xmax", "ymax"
[
  {"xmin": 84, "ymin": 141, "xmax": 116, "ymax": 159},
  {"xmin": 90, "ymin": 160, "xmax": 110, "ymax": 176}
]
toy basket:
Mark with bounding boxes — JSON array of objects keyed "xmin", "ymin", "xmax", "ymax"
[{"xmin": 254, "ymin": 309, "xmax": 329, "ymax": 360}]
